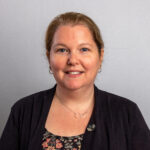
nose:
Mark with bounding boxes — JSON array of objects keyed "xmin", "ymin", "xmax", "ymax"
[{"xmin": 67, "ymin": 51, "xmax": 79, "ymax": 66}]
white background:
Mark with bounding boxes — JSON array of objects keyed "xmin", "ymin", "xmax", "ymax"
[{"xmin": 0, "ymin": 0, "xmax": 150, "ymax": 135}]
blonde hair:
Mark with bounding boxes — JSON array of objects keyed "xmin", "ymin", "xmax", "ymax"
[{"xmin": 45, "ymin": 12, "xmax": 104, "ymax": 54}]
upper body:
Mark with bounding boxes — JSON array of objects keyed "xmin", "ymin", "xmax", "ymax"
[
  {"xmin": 0, "ymin": 12, "xmax": 150, "ymax": 149},
  {"xmin": 0, "ymin": 85, "xmax": 150, "ymax": 150}
]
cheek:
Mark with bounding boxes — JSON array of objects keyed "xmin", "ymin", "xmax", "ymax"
[
  {"xmin": 83, "ymin": 57, "xmax": 100, "ymax": 70},
  {"xmin": 50, "ymin": 56, "xmax": 66, "ymax": 71}
]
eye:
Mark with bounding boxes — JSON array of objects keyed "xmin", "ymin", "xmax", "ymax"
[
  {"xmin": 57, "ymin": 48, "xmax": 68, "ymax": 53},
  {"xmin": 81, "ymin": 48, "xmax": 89, "ymax": 52}
]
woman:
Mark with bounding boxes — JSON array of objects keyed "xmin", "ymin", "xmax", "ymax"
[{"xmin": 0, "ymin": 12, "xmax": 150, "ymax": 150}]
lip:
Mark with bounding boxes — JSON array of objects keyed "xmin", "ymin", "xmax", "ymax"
[
  {"xmin": 64, "ymin": 70, "xmax": 84, "ymax": 73},
  {"xmin": 64, "ymin": 70, "xmax": 84, "ymax": 78}
]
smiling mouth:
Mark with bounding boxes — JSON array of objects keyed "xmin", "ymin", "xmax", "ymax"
[{"xmin": 65, "ymin": 71, "xmax": 84, "ymax": 75}]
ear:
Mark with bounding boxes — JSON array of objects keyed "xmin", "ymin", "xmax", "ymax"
[
  {"xmin": 99, "ymin": 48, "xmax": 104, "ymax": 64},
  {"xmin": 46, "ymin": 50, "xmax": 50, "ymax": 63}
]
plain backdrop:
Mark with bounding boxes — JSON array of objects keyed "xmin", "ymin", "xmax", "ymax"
[{"xmin": 0, "ymin": 0, "xmax": 150, "ymax": 136}]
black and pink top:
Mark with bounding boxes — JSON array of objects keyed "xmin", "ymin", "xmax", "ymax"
[{"xmin": 42, "ymin": 128, "xmax": 84, "ymax": 150}]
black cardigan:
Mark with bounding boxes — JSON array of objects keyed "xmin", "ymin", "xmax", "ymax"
[{"xmin": 0, "ymin": 85, "xmax": 150, "ymax": 150}]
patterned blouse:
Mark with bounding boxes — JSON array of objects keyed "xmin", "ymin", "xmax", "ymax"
[{"xmin": 42, "ymin": 129, "xmax": 84, "ymax": 150}]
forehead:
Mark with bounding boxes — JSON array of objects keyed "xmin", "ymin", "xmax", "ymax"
[{"xmin": 52, "ymin": 24, "xmax": 94, "ymax": 44}]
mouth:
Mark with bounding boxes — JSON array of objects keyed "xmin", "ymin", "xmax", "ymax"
[
  {"xmin": 65, "ymin": 71, "xmax": 84, "ymax": 75},
  {"xmin": 64, "ymin": 70, "xmax": 84, "ymax": 78}
]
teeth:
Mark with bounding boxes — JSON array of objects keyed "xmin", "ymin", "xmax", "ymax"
[{"xmin": 68, "ymin": 72, "xmax": 81, "ymax": 74}]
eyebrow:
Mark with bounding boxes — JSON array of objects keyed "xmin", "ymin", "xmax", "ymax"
[
  {"xmin": 52, "ymin": 43, "xmax": 67, "ymax": 49},
  {"xmin": 52, "ymin": 43, "xmax": 93, "ymax": 49},
  {"xmin": 79, "ymin": 43, "xmax": 93, "ymax": 47}
]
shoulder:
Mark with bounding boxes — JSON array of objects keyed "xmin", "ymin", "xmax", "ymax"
[
  {"xmin": 94, "ymin": 88, "xmax": 150, "ymax": 148},
  {"xmin": 94, "ymin": 86, "xmax": 138, "ymax": 113},
  {"xmin": 8, "ymin": 86, "xmax": 56, "ymax": 128},
  {"xmin": 11, "ymin": 86, "xmax": 56, "ymax": 112},
  {"xmin": 94, "ymin": 86, "xmax": 148, "ymax": 129}
]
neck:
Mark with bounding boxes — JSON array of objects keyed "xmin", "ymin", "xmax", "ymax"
[{"xmin": 55, "ymin": 84, "xmax": 95, "ymax": 110}]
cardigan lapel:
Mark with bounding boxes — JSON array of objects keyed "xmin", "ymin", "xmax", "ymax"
[{"xmin": 81, "ymin": 85, "xmax": 116, "ymax": 150}]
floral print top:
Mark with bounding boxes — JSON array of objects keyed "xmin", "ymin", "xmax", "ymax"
[{"xmin": 42, "ymin": 129, "xmax": 84, "ymax": 150}]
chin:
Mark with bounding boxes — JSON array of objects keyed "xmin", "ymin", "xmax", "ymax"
[{"xmin": 62, "ymin": 82, "xmax": 84, "ymax": 91}]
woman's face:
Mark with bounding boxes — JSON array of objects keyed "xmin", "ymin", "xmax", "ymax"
[{"xmin": 47, "ymin": 24, "xmax": 103, "ymax": 91}]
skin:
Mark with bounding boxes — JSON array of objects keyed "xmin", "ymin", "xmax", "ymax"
[
  {"xmin": 47, "ymin": 24, "xmax": 104, "ymax": 92},
  {"xmin": 45, "ymin": 24, "xmax": 104, "ymax": 136}
]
